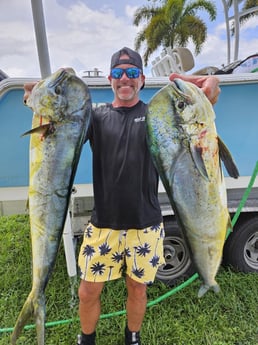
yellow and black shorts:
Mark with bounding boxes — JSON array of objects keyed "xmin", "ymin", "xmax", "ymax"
[{"xmin": 78, "ymin": 222, "xmax": 165, "ymax": 284}]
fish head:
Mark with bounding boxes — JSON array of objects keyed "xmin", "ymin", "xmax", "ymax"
[
  {"xmin": 147, "ymin": 78, "xmax": 219, "ymax": 183},
  {"xmin": 170, "ymin": 78, "xmax": 216, "ymax": 126},
  {"xmin": 148, "ymin": 78, "xmax": 216, "ymax": 131},
  {"xmin": 147, "ymin": 78, "xmax": 217, "ymax": 146},
  {"xmin": 26, "ymin": 68, "xmax": 91, "ymax": 124}
]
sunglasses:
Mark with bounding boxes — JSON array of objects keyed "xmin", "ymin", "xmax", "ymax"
[{"xmin": 110, "ymin": 67, "xmax": 142, "ymax": 79}]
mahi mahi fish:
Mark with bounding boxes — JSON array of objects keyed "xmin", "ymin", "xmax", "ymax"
[
  {"xmin": 11, "ymin": 68, "xmax": 91, "ymax": 344},
  {"xmin": 146, "ymin": 79, "xmax": 239, "ymax": 298}
]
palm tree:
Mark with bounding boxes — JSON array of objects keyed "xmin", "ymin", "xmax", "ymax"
[
  {"xmin": 223, "ymin": 0, "xmax": 258, "ymax": 63},
  {"xmin": 133, "ymin": 0, "xmax": 217, "ymax": 66},
  {"xmin": 233, "ymin": 0, "xmax": 258, "ymax": 25},
  {"xmin": 232, "ymin": 0, "xmax": 258, "ymax": 60}
]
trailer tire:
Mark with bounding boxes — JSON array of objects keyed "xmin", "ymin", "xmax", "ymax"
[
  {"xmin": 223, "ymin": 217, "xmax": 258, "ymax": 273},
  {"xmin": 156, "ymin": 219, "xmax": 196, "ymax": 286}
]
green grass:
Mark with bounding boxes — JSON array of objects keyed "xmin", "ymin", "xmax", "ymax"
[{"xmin": 0, "ymin": 214, "xmax": 257, "ymax": 345}]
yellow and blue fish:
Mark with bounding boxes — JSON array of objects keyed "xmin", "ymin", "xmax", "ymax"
[
  {"xmin": 147, "ymin": 79, "xmax": 239, "ymax": 297},
  {"xmin": 11, "ymin": 68, "xmax": 91, "ymax": 344}
]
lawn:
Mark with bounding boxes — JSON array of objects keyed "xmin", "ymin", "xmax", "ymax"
[{"xmin": 0, "ymin": 214, "xmax": 257, "ymax": 345}]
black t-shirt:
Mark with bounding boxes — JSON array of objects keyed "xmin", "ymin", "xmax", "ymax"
[{"xmin": 86, "ymin": 100, "xmax": 162, "ymax": 229}]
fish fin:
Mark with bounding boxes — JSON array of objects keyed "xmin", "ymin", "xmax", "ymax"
[
  {"xmin": 21, "ymin": 123, "xmax": 55, "ymax": 138},
  {"xmin": 218, "ymin": 136, "xmax": 239, "ymax": 179},
  {"xmin": 190, "ymin": 144, "xmax": 209, "ymax": 181},
  {"xmin": 198, "ymin": 282, "xmax": 220, "ymax": 298}
]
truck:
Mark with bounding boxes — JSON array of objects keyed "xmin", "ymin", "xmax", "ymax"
[{"xmin": 0, "ymin": 72, "xmax": 257, "ymax": 285}]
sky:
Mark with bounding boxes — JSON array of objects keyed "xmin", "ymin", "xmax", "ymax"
[{"xmin": 0, "ymin": 0, "xmax": 257, "ymax": 78}]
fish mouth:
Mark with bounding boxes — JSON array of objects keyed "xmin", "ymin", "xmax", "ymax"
[
  {"xmin": 172, "ymin": 78, "xmax": 184, "ymax": 93},
  {"xmin": 169, "ymin": 79, "xmax": 185, "ymax": 97},
  {"xmin": 48, "ymin": 69, "xmax": 68, "ymax": 88},
  {"xmin": 170, "ymin": 79, "xmax": 192, "ymax": 105}
]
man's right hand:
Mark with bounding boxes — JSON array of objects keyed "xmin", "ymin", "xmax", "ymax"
[{"xmin": 23, "ymin": 82, "xmax": 38, "ymax": 104}]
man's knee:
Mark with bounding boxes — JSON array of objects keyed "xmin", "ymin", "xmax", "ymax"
[
  {"xmin": 78, "ymin": 280, "xmax": 104, "ymax": 303},
  {"xmin": 126, "ymin": 277, "xmax": 147, "ymax": 299}
]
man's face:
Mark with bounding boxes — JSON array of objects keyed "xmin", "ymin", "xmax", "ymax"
[{"xmin": 108, "ymin": 54, "xmax": 145, "ymax": 105}]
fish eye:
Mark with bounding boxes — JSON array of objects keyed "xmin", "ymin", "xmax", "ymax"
[
  {"xmin": 55, "ymin": 85, "xmax": 62, "ymax": 95},
  {"xmin": 177, "ymin": 101, "xmax": 185, "ymax": 109}
]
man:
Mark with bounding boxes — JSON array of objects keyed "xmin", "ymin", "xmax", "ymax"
[
  {"xmin": 76, "ymin": 47, "xmax": 220, "ymax": 345},
  {"xmin": 24, "ymin": 47, "xmax": 220, "ymax": 345}
]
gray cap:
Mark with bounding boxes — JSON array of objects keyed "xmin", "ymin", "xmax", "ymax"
[{"xmin": 110, "ymin": 47, "xmax": 143, "ymax": 70}]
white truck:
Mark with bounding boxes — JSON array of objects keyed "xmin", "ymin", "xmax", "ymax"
[{"xmin": 0, "ymin": 72, "xmax": 257, "ymax": 284}]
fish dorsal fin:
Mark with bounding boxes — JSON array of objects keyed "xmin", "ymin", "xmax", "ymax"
[
  {"xmin": 189, "ymin": 143, "xmax": 209, "ymax": 181},
  {"xmin": 218, "ymin": 136, "xmax": 239, "ymax": 179}
]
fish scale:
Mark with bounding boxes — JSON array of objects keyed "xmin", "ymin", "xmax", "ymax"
[
  {"xmin": 11, "ymin": 68, "xmax": 91, "ymax": 345},
  {"xmin": 146, "ymin": 79, "xmax": 239, "ymax": 298}
]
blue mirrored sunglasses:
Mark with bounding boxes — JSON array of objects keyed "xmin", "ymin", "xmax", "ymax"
[{"xmin": 110, "ymin": 67, "xmax": 142, "ymax": 79}]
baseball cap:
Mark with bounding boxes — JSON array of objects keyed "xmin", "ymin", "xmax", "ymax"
[
  {"xmin": 110, "ymin": 47, "xmax": 143, "ymax": 71},
  {"xmin": 110, "ymin": 47, "xmax": 144, "ymax": 89}
]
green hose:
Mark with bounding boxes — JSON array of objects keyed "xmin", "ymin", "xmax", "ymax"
[{"xmin": 1, "ymin": 160, "xmax": 257, "ymax": 334}]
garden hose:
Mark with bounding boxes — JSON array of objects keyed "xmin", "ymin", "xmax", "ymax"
[{"xmin": 1, "ymin": 160, "xmax": 257, "ymax": 334}]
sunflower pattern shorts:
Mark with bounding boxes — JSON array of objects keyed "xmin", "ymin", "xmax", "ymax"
[{"xmin": 78, "ymin": 222, "xmax": 165, "ymax": 284}]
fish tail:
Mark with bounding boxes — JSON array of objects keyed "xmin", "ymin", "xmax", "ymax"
[
  {"xmin": 11, "ymin": 291, "xmax": 45, "ymax": 345},
  {"xmin": 11, "ymin": 294, "xmax": 34, "ymax": 344},
  {"xmin": 198, "ymin": 282, "xmax": 220, "ymax": 298}
]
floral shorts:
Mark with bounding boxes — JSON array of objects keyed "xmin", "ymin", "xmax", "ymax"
[{"xmin": 78, "ymin": 222, "xmax": 165, "ymax": 284}]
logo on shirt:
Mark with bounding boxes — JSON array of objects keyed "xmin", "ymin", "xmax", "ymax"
[{"xmin": 134, "ymin": 116, "xmax": 146, "ymax": 123}]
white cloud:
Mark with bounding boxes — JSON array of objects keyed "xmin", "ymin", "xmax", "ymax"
[
  {"xmin": 241, "ymin": 15, "xmax": 258, "ymax": 30},
  {"xmin": 187, "ymin": 35, "xmax": 227, "ymax": 72},
  {"xmin": 0, "ymin": 0, "xmax": 141, "ymax": 77},
  {"xmin": 125, "ymin": 5, "xmax": 139, "ymax": 20},
  {"xmin": 48, "ymin": 2, "xmax": 140, "ymax": 76}
]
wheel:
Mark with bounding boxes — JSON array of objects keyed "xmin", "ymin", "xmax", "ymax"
[
  {"xmin": 156, "ymin": 218, "xmax": 196, "ymax": 286},
  {"xmin": 223, "ymin": 216, "xmax": 258, "ymax": 273}
]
